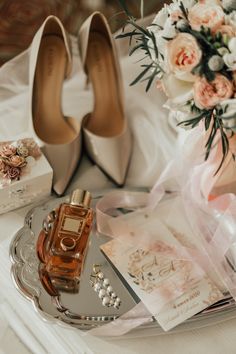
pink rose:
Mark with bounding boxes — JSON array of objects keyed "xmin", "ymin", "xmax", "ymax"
[
  {"xmin": 194, "ymin": 74, "xmax": 234, "ymax": 109},
  {"xmin": 167, "ymin": 33, "xmax": 202, "ymax": 77},
  {"xmin": 215, "ymin": 25, "xmax": 235, "ymax": 38},
  {"xmin": 19, "ymin": 138, "xmax": 41, "ymax": 158},
  {"xmin": 7, "ymin": 155, "xmax": 26, "ymax": 168},
  {"xmin": 4, "ymin": 166, "xmax": 21, "ymax": 180},
  {"xmin": 0, "ymin": 158, "xmax": 6, "ymax": 173},
  {"xmin": 0, "ymin": 144, "xmax": 16, "ymax": 158},
  {"xmin": 188, "ymin": 4, "xmax": 224, "ymax": 32},
  {"xmin": 16, "ymin": 144, "xmax": 29, "ymax": 157}
]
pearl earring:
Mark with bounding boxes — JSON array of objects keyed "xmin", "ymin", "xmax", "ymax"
[{"xmin": 90, "ymin": 264, "xmax": 121, "ymax": 309}]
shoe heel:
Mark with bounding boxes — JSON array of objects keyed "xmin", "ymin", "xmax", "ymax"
[
  {"xmin": 79, "ymin": 12, "xmax": 132, "ymax": 186},
  {"xmin": 29, "ymin": 16, "xmax": 82, "ymax": 195}
]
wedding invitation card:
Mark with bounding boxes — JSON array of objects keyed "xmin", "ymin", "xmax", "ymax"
[{"xmin": 101, "ymin": 202, "xmax": 224, "ymax": 331}]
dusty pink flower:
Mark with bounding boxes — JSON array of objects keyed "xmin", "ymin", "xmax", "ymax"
[
  {"xmin": 188, "ymin": 4, "xmax": 224, "ymax": 32},
  {"xmin": 4, "ymin": 166, "xmax": 21, "ymax": 180},
  {"xmin": 215, "ymin": 25, "xmax": 235, "ymax": 37},
  {"xmin": 194, "ymin": 74, "xmax": 234, "ymax": 109},
  {"xmin": 167, "ymin": 33, "xmax": 202, "ymax": 76},
  {"xmin": 20, "ymin": 139, "xmax": 41, "ymax": 158},
  {"xmin": 0, "ymin": 144, "xmax": 16, "ymax": 158},
  {"xmin": 7, "ymin": 155, "xmax": 26, "ymax": 168},
  {"xmin": 0, "ymin": 158, "xmax": 6, "ymax": 173},
  {"xmin": 16, "ymin": 144, "xmax": 29, "ymax": 157}
]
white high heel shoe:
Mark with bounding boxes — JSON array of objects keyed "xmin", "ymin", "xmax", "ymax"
[
  {"xmin": 79, "ymin": 12, "xmax": 132, "ymax": 186},
  {"xmin": 29, "ymin": 15, "xmax": 82, "ymax": 195}
]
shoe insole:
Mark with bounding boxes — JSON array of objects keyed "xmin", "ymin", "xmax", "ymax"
[
  {"xmin": 33, "ymin": 35, "xmax": 76, "ymax": 144},
  {"xmin": 86, "ymin": 31, "xmax": 124, "ymax": 137}
]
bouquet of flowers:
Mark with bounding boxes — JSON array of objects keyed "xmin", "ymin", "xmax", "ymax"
[
  {"xmin": 118, "ymin": 0, "xmax": 236, "ymax": 172},
  {"xmin": 0, "ymin": 138, "xmax": 41, "ymax": 183}
]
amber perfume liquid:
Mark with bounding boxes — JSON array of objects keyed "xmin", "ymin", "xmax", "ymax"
[{"xmin": 43, "ymin": 190, "xmax": 93, "ymax": 292}]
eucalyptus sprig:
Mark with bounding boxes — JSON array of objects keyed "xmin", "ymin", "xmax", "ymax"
[
  {"xmin": 116, "ymin": 18, "xmax": 164, "ymax": 91},
  {"xmin": 178, "ymin": 107, "xmax": 234, "ymax": 173}
]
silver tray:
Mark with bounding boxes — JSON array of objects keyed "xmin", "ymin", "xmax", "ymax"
[{"xmin": 10, "ymin": 191, "xmax": 236, "ymax": 335}]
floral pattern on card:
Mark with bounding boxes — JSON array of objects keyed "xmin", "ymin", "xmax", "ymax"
[{"xmin": 101, "ymin": 217, "xmax": 224, "ymax": 331}]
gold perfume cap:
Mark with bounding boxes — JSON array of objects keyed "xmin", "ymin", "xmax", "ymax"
[{"xmin": 70, "ymin": 189, "xmax": 91, "ymax": 207}]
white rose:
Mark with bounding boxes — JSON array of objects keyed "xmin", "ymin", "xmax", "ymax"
[
  {"xmin": 162, "ymin": 74, "xmax": 194, "ymax": 109},
  {"xmin": 220, "ymin": 99, "xmax": 236, "ymax": 132},
  {"xmin": 225, "ymin": 11, "xmax": 236, "ymax": 28},
  {"xmin": 223, "ymin": 52, "xmax": 236, "ymax": 70},
  {"xmin": 167, "ymin": 1, "xmax": 180, "ymax": 14},
  {"xmin": 151, "ymin": 7, "xmax": 169, "ymax": 29},
  {"xmin": 165, "ymin": 18, "xmax": 177, "ymax": 34}
]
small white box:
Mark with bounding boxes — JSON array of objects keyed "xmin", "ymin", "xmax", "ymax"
[{"xmin": 0, "ymin": 139, "xmax": 53, "ymax": 214}]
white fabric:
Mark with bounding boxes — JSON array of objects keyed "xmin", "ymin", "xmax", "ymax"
[{"xmin": 0, "ymin": 28, "xmax": 235, "ymax": 354}]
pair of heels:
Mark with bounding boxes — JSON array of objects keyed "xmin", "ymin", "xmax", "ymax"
[{"xmin": 29, "ymin": 12, "xmax": 132, "ymax": 195}]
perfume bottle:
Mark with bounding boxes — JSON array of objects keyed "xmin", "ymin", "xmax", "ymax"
[{"xmin": 41, "ymin": 189, "xmax": 93, "ymax": 292}]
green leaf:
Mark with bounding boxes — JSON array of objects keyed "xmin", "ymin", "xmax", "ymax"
[
  {"xmin": 129, "ymin": 42, "xmax": 144, "ymax": 56},
  {"xmin": 116, "ymin": 30, "xmax": 138, "ymax": 39},
  {"xmin": 162, "ymin": 37, "xmax": 173, "ymax": 41},
  {"xmin": 179, "ymin": 1, "xmax": 188, "ymax": 19},
  {"xmin": 214, "ymin": 130, "xmax": 229, "ymax": 174},
  {"xmin": 140, "ymin": 68, "xmax": 160, "ymax": 92},
  {"xmin": 204, "ymin": 115, "xmax": 212, "ymax": 131},
  {"xmin": 205, "ymin": 68, "xmax": 215, "ymax": 82},
  {"xmin": 224, "ymin": 104, "xmax": 229, "ymax": 113},
  {"xmin": 127, "ymin": 20, "xmax": 152, "ymax": 38},
  {"xmin": 145, "ymin": 73, "xmax": 156, "ymax": 92},
  {"xmin": 149, "ymin": 23, "xmax": 163, "ymax": 30},
  {"xmin": 177, "ymin": 111, "xmax": 207, "ymax": 127},
  {"xmin": 205, "ymin": 120, "xmax": 217, "ymax": 160},
  {"xmin": 130, "ymin": 62, "xmax": 153, "ymax": 86},
  {"xmin": 150, "ymin": 31, "xmax": 159, "ymax": 59},
  {"xmin": 135, "ymin": 54, "xmax": 150, "ymax": 63}
]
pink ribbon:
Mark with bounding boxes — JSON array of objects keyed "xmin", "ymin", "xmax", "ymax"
[{"xmin": 90, "ymin": 127, "xmax": 236, "ymax": 336}]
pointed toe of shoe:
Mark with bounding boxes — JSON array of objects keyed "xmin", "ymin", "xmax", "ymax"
[
  {"xmin": 83, "ymin": 127, "xmax": 132, "ymax": 186},
  {"xmin": 42, "ymin": 135, "xmax": 82, "ymax": 196}
]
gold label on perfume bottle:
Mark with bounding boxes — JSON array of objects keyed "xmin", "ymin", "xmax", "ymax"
[{"xmin": 60, "ymin": 216, "xmax": 85, "ymax": 237}]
